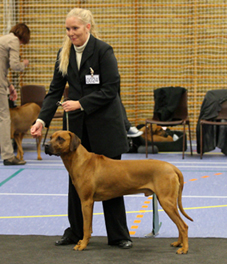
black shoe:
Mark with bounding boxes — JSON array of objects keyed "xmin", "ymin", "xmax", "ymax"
[
  {"xmin": 55, "ymin": 236, "xmax": 75, "ymax": 246},
  {"xmin": 3, "ymin": 157, "xmax": 26, "ymax": 165},
  {"xmin": 118, "ymin": 240, "xmax": 133, "ymax": 249}
]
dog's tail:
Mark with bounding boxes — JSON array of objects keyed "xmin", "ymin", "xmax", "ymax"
[{"xmin": 176, "ymin": 167, "xmax": 193, "ymax": 222}]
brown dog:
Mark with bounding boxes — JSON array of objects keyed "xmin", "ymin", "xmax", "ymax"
[
  {"xmin": 10, "ymin": 102, "xmax": 42, "ymax": 161},
  {"xmin": 45, "ymin": 130, "xmax": 193, "ymax": 254},
  {"xmin": 140, "ymin": 124, "xmax": 174, "ymax": 142}
]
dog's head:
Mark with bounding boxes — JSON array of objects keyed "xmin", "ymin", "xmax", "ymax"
[
  {"xmin": 140, "ymin": 124, "xmax": 168, "ymax": 137},
  {"xmin": 45, "ymin": 130, "xmax": 81, "ymax": 156},
  {"xmin": 152, "ymin": 124, "xmax": 169, "ymax": 137}
]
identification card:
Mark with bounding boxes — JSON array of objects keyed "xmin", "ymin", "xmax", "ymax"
[{"xmin": 85, "ymin": 75, "xmax": 100, "ymax": 84}]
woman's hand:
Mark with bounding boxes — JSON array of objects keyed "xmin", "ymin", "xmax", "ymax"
[
  {"xmin": 8, "ymin": 84, "xmax": 17, "ymax": 101},
  {"xmin": 62, "ymin": 100, "xmax": 82, "ymax": 112},
  {"xmin": 30, "ymin": 121, "xmax": 43, "ymax": 138}
]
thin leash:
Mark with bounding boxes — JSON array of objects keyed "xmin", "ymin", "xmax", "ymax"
[
  {"xmin": 56, "ymin": 100, "xmax": 69, "ymax": 131},
  {"xmin": 42, "ymin": 98, "xmax": 69, "ymax": 146}
]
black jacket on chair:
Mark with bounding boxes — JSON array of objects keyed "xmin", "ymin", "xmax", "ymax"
[
  {"xmin": 196, "ymin": 89, "xmax": 227, "ymax": 155},
  {"xmin": 154, "ymin": 86, "xmax": 186, "ymax": 121},
  {"xmin": 38, "ymin": 34, "xmax": 129, "ymax": 157}
]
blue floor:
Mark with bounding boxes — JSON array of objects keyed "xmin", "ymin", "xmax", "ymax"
[{"xmin": 1, "ymin": 139, "xmax": 227, "ymax": 240}]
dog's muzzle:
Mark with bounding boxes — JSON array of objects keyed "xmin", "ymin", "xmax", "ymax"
[{"xmin": 44, "ymin": 143, "xmax": 53, "ymax": 156}]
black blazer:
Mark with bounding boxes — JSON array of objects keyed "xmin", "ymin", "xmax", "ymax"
[
  {"xmin": 39, "ymin": 34, "xmax": 129, "ymax": 157},
  {"xmin": 196, "ymin": 89, "xmax": 227, "ymax": 155}
]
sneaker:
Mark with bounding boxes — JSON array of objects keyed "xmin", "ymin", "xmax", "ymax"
[
  {"xmin": 3, "ymin": 157, "xmax": 26, "ymax": 166},
  {"xmin": 127, "ymin": 127, "xmax": 143, "ymax": 138}
]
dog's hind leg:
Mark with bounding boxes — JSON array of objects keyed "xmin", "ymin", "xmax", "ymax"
[
  {"xmin": 74, "ymin": 198, "xmax": 94, "ymax": 251},
  {"xmin": 157, "ymin": 196, "xmax": 189, "ymax": 254},
  {"xmin": 14, "ymin": 133, "xmax": 24, "ymax": 160}
]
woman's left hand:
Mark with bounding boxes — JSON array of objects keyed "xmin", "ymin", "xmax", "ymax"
[{"xmin": 62, "ymin": 100, "xmax": 82, "ymax": 112}]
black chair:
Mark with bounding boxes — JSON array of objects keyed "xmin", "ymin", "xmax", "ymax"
[
  {"xmin": 20, "ymin": 85, "xmax": 46, "ymax": 107},
  {"xmin": 145, "ymin": 87, "xmax": 193, "ymax": 159}
]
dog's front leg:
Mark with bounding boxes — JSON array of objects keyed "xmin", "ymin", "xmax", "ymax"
[
  {"xmin": 36, "ymin": 136, "xmax": 42, "ymax": 160},
  {"xmin": 74, "ymin": 199, "xmax": 94, "ymax": 251}
]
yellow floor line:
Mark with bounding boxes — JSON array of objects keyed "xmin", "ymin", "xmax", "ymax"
[{"xmin": 0, "ymin": 204, "xmax": 227, "ymax": 219}]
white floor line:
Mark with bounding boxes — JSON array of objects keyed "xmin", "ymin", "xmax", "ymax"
[{"xmin": 1, "ymin": 193, "xmax": 227, "ymax": 199}]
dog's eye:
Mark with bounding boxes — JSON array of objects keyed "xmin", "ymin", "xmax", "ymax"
[{"xmin": 57, "ymin": 136, "xmax": 65, "ymax": 143}]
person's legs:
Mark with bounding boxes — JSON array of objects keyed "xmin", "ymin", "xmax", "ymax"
[
  {"xmin": 63, "ymin": 176, "xmax": 84, "ymax": 241},
  {"xmin": 0, "ymin": 93, "xmax": 14, "ymax": 160},
  {"xmin": 102, "ymin": 154, "xmax": 132, "ymax": 248}
]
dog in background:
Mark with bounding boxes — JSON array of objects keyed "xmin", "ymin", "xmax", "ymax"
[
  {"xmin": 140, "ymin": 124, "xmax": 174, "ymax": 142},
  {"xmin": 45, "ymin": 130, "xmax": 193, "ymax": 254},
  {"xmin": 10, "ymin": 102, "xmax": 42, "ymax": 161}
]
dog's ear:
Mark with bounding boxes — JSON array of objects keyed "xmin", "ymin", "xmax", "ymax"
[{"xmin": 69, "ymin": 132, "xmax": 81, "ymax": 151}]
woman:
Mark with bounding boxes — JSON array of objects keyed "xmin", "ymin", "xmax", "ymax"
[
  {"xmin": 31, "ymin": 8, "xmax": 132, "ymax": 249},
  {"xmin": 0, "ymin": 23, "xmax": 30, "ymax": 165}
]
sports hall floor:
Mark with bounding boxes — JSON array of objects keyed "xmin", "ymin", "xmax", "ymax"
[{"xmin": 0, "ymin": 138, "xmax": 227, "ymax": 263}]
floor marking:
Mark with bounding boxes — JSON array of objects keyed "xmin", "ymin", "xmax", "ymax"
[
  {"xmin": 1, "ymin": 204, "xmax": 227, "ymax": 220},
  {"xmin": 0, "ymin": 193, "xmax": 67, "ymax": 196},
  {"xmin": 130, "ymin": 197, "xmax": 153, "ymax": 236},
  {"xmin": 0, "ymin": 169, "xmax": 24, "ymax": 187},
  {"xmin": 185, "ymin": 172, "xmax": 224, "ymax": 184},
  {"xmin": 183, "ymin": 195, "xmax": 227, "ymax": 199},
  {"xmin": 1, "ymin": 193, "xmax": 227, "ymax": 199}
]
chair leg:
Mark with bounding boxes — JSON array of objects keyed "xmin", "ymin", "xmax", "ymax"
[
  {"xmin": 150, "ymin": 125, "xmax": 155, "ymax": 154},
  {"xmin": 182, "ymin": 124, "xmax": 186, "ymax": 159},
  {"xmin": 188, "ymin": 122, "xmax": 193, "ymax": 156},
  {"xmin": 145, "ymin": 123, "xmax": 148, "ymax": 158},
  {"xmin": 200, "ymin": 123, "xmax": 203, "ymax": 159}
]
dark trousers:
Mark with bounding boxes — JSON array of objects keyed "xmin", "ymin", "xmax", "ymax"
[{"xmin": 63, "ymin": 126, "xmax": 131, "ymax": 244}]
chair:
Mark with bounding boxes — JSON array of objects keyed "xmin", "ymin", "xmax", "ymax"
[
  {"xmin": 43, "ymin": 86, "xmax": 69, "ymax": 144},
  {"xmin": 20, "ymin": 85, "xmax": 46, "ymax": 107},
  {"xmin": 145, "ymin": 87, "xmax": 193, "ymax": 159},
  {"xmin": 200, "ymin": 100, "xmax": 227, "ymax": 159}
]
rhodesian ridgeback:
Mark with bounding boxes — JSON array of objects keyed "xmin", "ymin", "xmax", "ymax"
[
  {"xmin": 45, "ymin": 130, "xmax": 193, "ymax": 254},
  {"xmin": 10, "ymin": 102, "xmax": 42, "ymax": 161},
  {"xmin": 140, "ymin": 124, "xmax": 174, "ymax": 142}
]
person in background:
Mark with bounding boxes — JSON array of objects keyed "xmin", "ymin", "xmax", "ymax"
[
  {"xmin": 0, "ymin": 23, "xmax": 30, "ymax": 165},
  {"xmin": 31, "ymin": 8, "xmax": 132, "ymax": 249}
]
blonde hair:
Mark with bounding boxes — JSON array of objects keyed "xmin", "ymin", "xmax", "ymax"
[{"xmin": 59, "ymin": 8, "xmax": 99, "ymax": 76}]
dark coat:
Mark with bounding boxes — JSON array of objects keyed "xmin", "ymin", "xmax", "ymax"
[
  {"xmin": 154, "ymin": 87, "xmax": 186, "ymax": 121},
  {"xmin": 196, "ymin": 89, "xmax": 227, "ymax": 155},
  {"xmin": 39, "ymin": 34, "xmax": 129, "ymax": 157}
]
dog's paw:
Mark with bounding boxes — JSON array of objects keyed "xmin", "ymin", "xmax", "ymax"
[
  {"xmin": 73, "ymin": 240, "xmax": 87, "ymax": 251},
  {"xmin": 176, "ymin": 247, "xmax": 188, "ymax": 254},
  {"xmin": 37, "ymin": 157, "xmax": 42, "ymax": 160},
  {"xmin": 171, "ymin": 241, "xmax": 182, "ymax": 247}
]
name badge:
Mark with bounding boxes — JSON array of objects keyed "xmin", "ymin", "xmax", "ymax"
[{"xmin": 85, "ymin": 75, "xmax": 100, "ymax": 84}]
